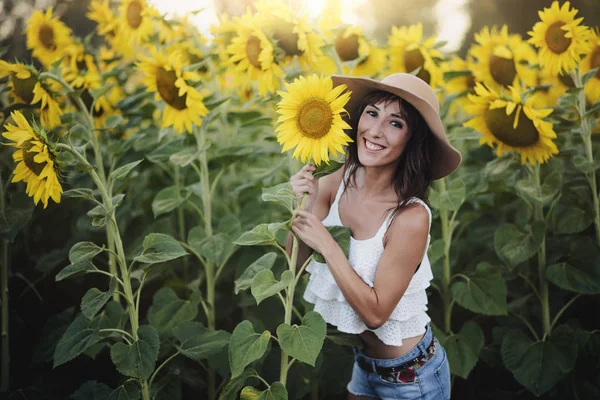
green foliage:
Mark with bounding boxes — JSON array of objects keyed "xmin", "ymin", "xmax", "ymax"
[
  {"xmin": 54, "ymin": 314, "xmax": 102, "ymax": 368},
  {"xmin": 251, "ymin": 270, "xmax": 294, "ymax": 305},
  {"xmin": 494, "ymin": 222, "xmax": 545, "ymax": 268},
  {"xmin": 110, "ymin": 325, "xmax": 160, "ymax": 380},
  {"xmin": 439, "ymin": 321, "xmax": 484, "ymax": 379},
  {"xmin": 451, "ymin": 263, "xmax": 508, "ymax": 315},
  {"xmin": 81, "ymin": 279, "xmax": 117, "ymax": 320},
  {"xmin": 147, "ymin": 288, "xmax": 201, "ymax": 337},
  {"xmin": 313, "ymin": 226, "xmax": 351, "ymax": 263},
  {"xmin": 276, "ymin": 312, "xmax": 326, "ymax": 366},
  {"xmin": 229, "ymin": 321, "xmax": 271, "ymax": 378},
  {"xmin": 134, "ymin": 233, "xmax": 188, "ymax": 265},
  {"xmin": 235, "ymin": 253, "xmax": 278, "ymax": 294},
  {"xmin": 173, "ymin": 321, "xmax": 231, "ymax": 361}
]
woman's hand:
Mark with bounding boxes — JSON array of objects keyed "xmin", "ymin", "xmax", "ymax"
[
  {"xmin": 290, "ymin": 164, "xmax": 318, "ymax": 211},
  {"xmin": 291, "ymin": 209, "xmax": 334, "ymax": 255}
]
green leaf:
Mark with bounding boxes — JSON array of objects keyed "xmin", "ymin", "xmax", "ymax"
[
  {"xmin": 451, "ymin": 263, "xmax": 507, "ymax": 315},
  {"xmin": 218, "ymin": 215, "xmax": 242, "ymax": 238},
  {"xmin": 110, "ymin": 160, "xmax": 143, "ymax": 183},
  {"xmin": 313, "ymin": 160, "xmax": 344, "ymax": 179},
  {"xmin": 218, "ymin": 368, "xmax": 258, "ymax": 400},
  {"xmin": 262, "ymin": 182, "xmax": 295, "ymax": 213},
  {"xmin": 235, "ymin": 253, "xmax": 278, "ymax": 294},
  {"xmin": 550, "ymin": 195, "xmax": 593, "ymax": 234},
  {"xmin": 0, "ymin": 192, "xmax": 35, "ymax": 242},
  {"xmin": 515, "ymin": 171, "xmax": 562, "ymax": 206},
  {"xmin": 484, "ymin": 156, "xmax": 518, "ymax": 182},
  {"xmin": 582, "ymin": 68, "xmax": 600, "ymax": 85},
  {"xmin": 134, "ymin": 233, "xmax": 188, "ymax": 265},
  {"xmin": 572, "ymin": 155, "xmax": 600, "ymax": 174},
  {"xmin": 443, "ymin": 70, "xmax": 472, "ymax": 81},
  {"xmin": 56, "ymin": 260, "xmax": 98, "ymax": 282},
  {"xmin": 547, "ymin": 262, "xmax": 600, "ymax": 294},
  {"xmin": 69, "ymin": 242, "xmax": 104, "ymax": 264},
  {"xmin": 146, "ymin": 138, "xmax": 185, "ymax": 163},
  {"xmin": 428, "ymin": 239, "xmax": 445, "ymax": 265},
  {"xmin": 234, "ymin": 222, "xmax": 287, "ymax": 246},
  {"xmin": 276, "ymin": 311, "xmax": 326, "ymax": 366},
  {"xmin": 81, "ymin": 279, "xmax": 117, "ymax": 320},
  {"xmin": 313, "ymin": 225, "xmax": 351, "ymax": 263},
  {"xmin": 110, "ymin": 325, "xmax": 160, "ymax": 380},
  {"xmin": 173, "ymin": 321, "xmax": 231, "ymax": 361},
  {"xmin": 229, "ymin": 320, "xmax": 271, "ymax": 378},
  {"xmin": 90, "ymin": 85, "xmax": 113, "ymax": 100},
  {"xmin": 152, "ymin": 186, "xmax": 191, "ymax": 219},
  {"xmin": 189, "ymin": 233, "xmax": 236, "ymax": 266},
  {"xmin": 585, "ymin": 101, "xmax": 600, "ymax": 118},
  {"xmin": 501, "ymin": 324, "xmax": 577, "ymax": 396},
  {"xmin": 251, "ymin": 270, "xmax": 294, "ymax": 305},
  {"xmin": 104, "ymin": 114, "xmax": 124, "ymax": 129},
  {"xmin": 254, "ymin": 382, "xmax": 288, "ymax": 400},
  {"xmin": 169, "ymin": 147, "xmax": 202, "ymax": 167},
  {"xmin": 70, "ymin": 381, "xmax": 112, "ymax": 400},
  {"xmin": 61, "ymin": 188, "xmax": 97, "ymax": 203},
  {"xmin": 147, "ymin": 288, "xmax": 200, "ymax": 337},
  {"xmin": 557, "ymin": 92, "xmax": 578, "ymax": 108},
  {"xmin": 54, "ymin": 314, "xmax": 101, "ymax": 367},
  {"xmin": 107, "ymin": 381, "xmax": 141, "ymax": 400},
  {"xmin": 440, "ymin": 321, "xmax": 484, "ymax": 379},
  {"xmin": 428, "ymin": 179, "xmax": 465, "ymax": 211},
  {"xmin": 493, "ymin": 222, "xmax": 545, "ymax": 269}
]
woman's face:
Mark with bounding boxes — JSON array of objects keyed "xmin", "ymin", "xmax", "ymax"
[{"xmin": 356, "ymin": 99, "xmax": 411, "ymax": 168}]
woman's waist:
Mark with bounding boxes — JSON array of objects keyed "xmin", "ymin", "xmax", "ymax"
[{"xmin": 358, "ymin": 329, "xmax": 426, "ymax": 359}]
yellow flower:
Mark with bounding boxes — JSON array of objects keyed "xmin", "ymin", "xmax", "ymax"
[
  {"xmin": 137, "ymin": 48, "xmax": 209, "ymax": 134},
  {"xmin": 464, "ymin": 83, "xmax": 559, "ymax": 165},
  {"xmin": 87, "ymin": 0, "xmax": 118, "ymax": 38},
  {"xmin": 275, "ymin": 74, "xmax": 353, "ymax": 166},
  {"xmin": 2, "ymin": 111, "xmax": 62, "ymax": 208},
  {"xmin": 334, "ymin": 26, "xmax": 385, "ymax": 77},
  {"xmin": 317, "ymin": 0, "xmax": 343, "ymax": 41},
  {"xmin": 117, "ymin": 0, "xmax": 155, "ymax": 46},
  {"xmin": 469, "ymin": 25, "xmax": 537, "ymax": 92},
  {"xmin": 387, "ymin": 23, "xmax": 444, "ymax": 87},
  {"xmin": 25, "ymin": 8, "xmax": 73, "ymax": 68},
  {"xmin": 528, "ymin": 1, "xmax": 592, "ymax": 76},
  {"xmin": 581, "ymin": 28, "xmax": 600, "ymax": 104},
  {"xmin": 529, "ymin": 68, "xmax": 570, "ymax": 109},
  {"xmin": 210, "ymin": 13, "xmax": 239, "ymax": 66},
  {"xmin": 227, "ymin": 12, "xmax": 283, "ymax": 96},
  {"xmin": 440, "ymin": 56, "xmax": 476, "ymax": 116}
]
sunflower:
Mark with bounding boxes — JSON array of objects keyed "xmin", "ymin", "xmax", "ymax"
[
  {"xmin": 137, "ymin": 48, "xmax": 209, "ymax": 134},
  {"xmin": 2, "ymin": 111, "xmax": 62, "ymax": 208},
  {"xmin": 387, "ymin": 23, "xmax": 444, "ymax": 87},
  {"xmin": 227, "ymin": 12, "xmax": 283, "ymax": 96},
  {"xmin": 464, "ymin": 83, "xmax": 558, "ymax": 165},
  {"xmin": 210, "ymin": 13, "xmax": 239, "ymax": 66},
  {"xmin": 581, "ymin": 28, "xmax": 600, "ymax": 104},
  {"xmin": 25, "ymin": 8, "xmax": 73, "ymax": 68},
  {"xmin": 528, "ymin": 1, "xmax": 592, "ymax": 76},
  {"xmin": 333, "ymin": 26, "xmax": 385, "ymax": 77},
  {"xmin": 529, "ymin": 67, "xmax": 570, "ymax": 109},
  {"xmin": 441, "ymin": 56, "xmax": 476, "ymax": 116},
  {"xmin": 87, "ymin": 0, "xmax": 135, "ymax": 58},
  {"xmin": 62, "ymin": 43, "xmax": 102, "ymax": 89},
  {"xmin": 117, "ymin": 0, "xmax": 155, "ymax": 46},
  {"xmin": 33, "ymin": 80, "xmax": 64, "ymax": 129},
  {"xmin": 275, "ymin": 75, "xmax": 353, "ymax": 166},
  {"xmin": 317, "ymin": 0, "xmax": 343, "ymax": 41},
  {"xmin": 469, "ymin": 25, "xmax": 537, "ymax": 92}
]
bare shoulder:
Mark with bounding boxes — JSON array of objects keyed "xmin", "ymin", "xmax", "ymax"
[
  {"xmin": 311, "ymin": 165, "xmax": 345, "ymax": 220},
  {"xmin": 383, "ymin": 201, "xmax": 430, "ymax": 247}
]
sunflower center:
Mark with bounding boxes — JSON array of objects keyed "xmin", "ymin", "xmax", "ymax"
[
  {"xmin": 334, "ymin": 34, "xmax": 359, "ymax": 62},
  {"xmin": 272, "ymin": 22, "xmax": 301, "ymax": 56},
  {"xmin": 489, "ymin": 54, "xmax": 516, "ymax": 87},
  {"xmin": 127, "ymin": 0, "xmax": 143, "ymax": 29},
  {"xmin": 404, "ymin": 49, "xmax": 431, "ymax": 83},
  {"xmin": 545, "ymin": 22, "xmax": 572, "ymax": 54},
  {"xmin": 297, "ymin": 98, "xmax": 333, "ymax": 139},
  {"xmin": 22, "ymin": 141, "xmax": 47, "ymax": 176},
  {"xmin": 12, "ymin": 74, "xmax": 38, "ymax": 104},
  {"xmin": 39, "ymin": 24, "xmax": 56, "ymax": 50},
  {"xmin": 246, "ymin": 35, "xmax": 262, "ymax": 69},
  {"xmin": 156, "ymin": 67, "xmax": 187, "ymax": 110},
  {"xmin": 591, "ymin": 49, "xmax": 600, "ymax": 79},
  {"xmin": 484, "ymin": 107, "xmax": 539, "ymax": 147}
]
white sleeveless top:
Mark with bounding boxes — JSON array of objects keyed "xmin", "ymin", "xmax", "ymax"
[{"xmin": 303, "ymin": 171, "xmax": 434, "ymax": 346}]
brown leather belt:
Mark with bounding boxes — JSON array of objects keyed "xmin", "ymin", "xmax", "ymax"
[{"xmin": 356, "ymin": 337, "xmax": 436, "ymax": 374}]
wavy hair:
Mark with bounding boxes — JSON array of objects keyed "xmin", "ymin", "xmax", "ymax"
[{"xmin": 342, "ymin": 90, "xmax": 434, "ymax": 223}]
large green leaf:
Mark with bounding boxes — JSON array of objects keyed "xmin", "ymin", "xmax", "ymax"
[
  {"xmin": 107, "ymin": 382, "xmax": 141, "ymax": 400},
  {"xmin": 229, "ymin": 320, "xmax": 271, "ymax": 378},
  {"xmin": 451, "ymin": 263, "xmax": 507, "ymax": 315},
  {"xmin": 70, "ymin": 381, "xmax": 112, "ymax": 400},
  {"xmin": 218, "ymin": 368, "xmax": 258, "ymax": 400},
  {"xmin": 515, "ymin": 171, "xmax": 562, "ymax": 207},
  {"xmin": 152, "ymin": 186, "xmax": 191, "ymax": 219},
  {"xmin": 501, "ymin": 324, "xmax": 577, "ymax": 396},
  {"xmin": 110, "ymin": 325, "xmax": 160, "ymax": 380},
  {"xmin": 109, "ymin": 159, "xmax": 143, "ymax": 183},
  {"xmin": 572, "ymin": 155, "xmax": 600, "ymax": 174},
  {"xmin": 54, "ymin": 314, "xmax": 101, "ymax": 367},
  {"xmin": 313, "ymin": 160, "xmax": 344, "ymax": 179},
  {"xmin": 134, "ymin": 233, "xmax": 188, "ymax": 265},
  {"xmin": 146, "ymin": 138, "xmax": 185, "ymax": 163},
  {"xmin": 189, "ymin": 233, "xmax": 236, "ymax": 266},
  {"xmin": 235, "ymin": 253, "xmax": 278, "ymax": 294},
  {"xmin": 493, "ymin": 222, "xmax": 545, "ymax": 269},
  {"xmin": 241, "ymin": 382, "xmax": 288, "ymax": 400},
  {"xmin": 173, "ymin": 321, "xmax": 231, "ymax": 361},
  {"xmin": 147, "ymin": 288, "xmax": 200, "ymax": 337},
  {"xmin": 440, "ymin": 321, "xmax": 484, "ymax": 379},
  {"xmin": 234, "ymin": 222, "xmax": 287, "ymax": 246},
  {"xmin": 276, "ymin": 311, "xmax": 326, "ymax": 366},
  {"xmin": 550, "ymin": 200, "xmax": 593, "ymax": 234},
  {"xmin": 251, "ymin": 270, "xmax": 294, "ymax": 305},
  {"xmin": 56, "ymin": 260, "xmax": 98, "ymax": 282},
  {"xmin": 262, "ymin": 182, "xmax": 295, "ymax": 213},
  {"xmin": 69, "ymin": 242, "xmax": 104, "ymax": 264},
  {"xmin": 81, "ymin": 279, "xmax": 117, "ymax": 320},
  {"xmin": 428, "ymin": 239, "xmax": 445, "ymax": 265},
  {"xmin": 484, "ymin": 156, "xmax": 519, "ymax": 182},
  {"xmin": 313, "ymin": 226, "xmax": 351, "ymax": 263},
  {"xmin": 428, "ymin": 179, "xmax": 465, "ymax": 211},
  {"xmin": 547, "ymin": 262, "xmax": 600, "ymax": 294}
]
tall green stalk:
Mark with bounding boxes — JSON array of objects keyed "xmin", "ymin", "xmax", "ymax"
[
  {"xmin": 570, "ymin": 69, "xmax": 600, "ymax": 247},
  {"xmin": 0, "ymin": 169, "xmax": 9, "ymax": 393},
  {"xmin": 532, "ymin": 163, "xmax": 551, "ymax": 337},
  {"xmin": 438, "ymin": 178, "xmax": 453, "ymax": 333}
]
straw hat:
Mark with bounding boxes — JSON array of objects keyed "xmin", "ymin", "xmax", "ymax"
[{"xmin": 331, "ymin": 73, "xmax": 462, "ymax": 180}]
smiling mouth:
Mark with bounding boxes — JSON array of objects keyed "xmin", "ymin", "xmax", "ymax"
[{"xmin": 364, "ymin": 138, "xmax": 386, "ymax": 151}]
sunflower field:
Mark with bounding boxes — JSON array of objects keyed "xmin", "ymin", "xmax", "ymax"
[{"xmin": 1, "ymin": 0, "xmax": 600, "ymax": 399}]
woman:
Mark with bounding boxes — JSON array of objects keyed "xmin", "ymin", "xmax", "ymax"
[{"xmin": 287, "ymin": 73, "xmax": 462, "ymax": 400}]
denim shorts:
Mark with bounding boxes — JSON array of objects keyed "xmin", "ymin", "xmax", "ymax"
[{"xmin": 347, "ymin": 324, "xmax": 451, "ymax": 399}]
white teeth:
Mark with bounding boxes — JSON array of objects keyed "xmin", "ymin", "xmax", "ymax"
[{"xmin": 365, "ymin": 139, "xmax": 384, "ymax": 151}]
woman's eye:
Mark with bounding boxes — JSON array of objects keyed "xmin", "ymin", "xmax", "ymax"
[
  {"xmin": 366, "ymin": 110, "xmax": 377, "ymax": 117},
  {"xmin": 391, "ymin": 120, "xmax": 404, "ymax": 129}
]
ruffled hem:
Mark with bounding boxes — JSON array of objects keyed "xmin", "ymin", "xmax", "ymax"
[{"xmin": 303, "ymin": 292, "xmax": 431, "ymax": 346}]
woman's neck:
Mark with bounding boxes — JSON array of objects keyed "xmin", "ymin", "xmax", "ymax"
[{"xmin": 357, "ymin": 165, "xmax": 396, "ymax": 200}]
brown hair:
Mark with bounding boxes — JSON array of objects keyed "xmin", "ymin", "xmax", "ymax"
[{"xmin": 342, "ymin": 90, "xmax": 434, "ymax": 226}]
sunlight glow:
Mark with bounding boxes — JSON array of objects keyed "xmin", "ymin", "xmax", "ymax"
[{"xmin": 434, "ymin": 0, "xmax": 471, "ymax": 52}]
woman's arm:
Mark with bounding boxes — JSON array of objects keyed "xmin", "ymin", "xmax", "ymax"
[{"xmin": 294, "ymin": 203, "xmax": 430, "ymax": 328}]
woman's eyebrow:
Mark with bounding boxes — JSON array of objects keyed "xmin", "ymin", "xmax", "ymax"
[{"xmin": 369, "ymin": 104, "xmax": 405, "ymax": 120}]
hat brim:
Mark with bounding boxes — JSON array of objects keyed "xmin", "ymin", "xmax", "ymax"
[{"xmin": 331, "ymin": 74, "xmax": 462, "ymax": 180}]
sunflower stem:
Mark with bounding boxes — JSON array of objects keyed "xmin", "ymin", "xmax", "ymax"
[
  {"xmin": 532, "ymin": 163, "xmax": 551, "ymax": 337},
  {"xmin": 0, "ymin": 169, "xmax": 9, "ymax": 393},
  {"xmin": 438, "ymin": 178, "xmax": 453, "ymax": 334},
  {"xmin": 174, "ymin": 166, "xmax": 189, "ymax": 279}
]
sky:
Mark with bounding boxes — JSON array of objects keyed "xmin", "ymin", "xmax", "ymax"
[{"xmin": 149, "ymin": 0, "xmax": 471, "ymax": 53}]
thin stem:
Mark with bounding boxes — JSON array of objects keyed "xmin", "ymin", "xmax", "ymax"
[
  {"xmin": 518, "ymin": 273, "xmax": 541, "ymax": 301},
  {"xmin": 135, "ymin": 273, "xmax": 146, "ymax": 320},
  {"xmin": 99, "ymin": 328, "xmax": 135, "ymax": 341},
  {"xmin": 277, "ymin": 292, "xmax": 287, "ymax": 309},
  {"xmin": 288, "ymin": 358, "xmax": 296, "ymax": 369},
  {"xmin": 275, "ymin": 242, "xmax": 293, "ymax": 268},
  {"xmin": 179, "ymin": 241, "xmax": 206, "ymax": 269},
  {"xmin": 511, "ymin": 313, "xmax": 540, "ymax": 341},
  {"xmin": 550, "ymin": 294, "xmax": 582, "ymax": 332},
  {"xmin": 293, "ymin": 254, "xmax": 313, "ymax": 288},
  {"xmin": 533, "ymin": 163, "xmax": 551, "ymax": 337},
  {"xmin": 251, "ymin": 374, "xmax": 271, "ymax": 389},
  {"xmin": 88, "ymin": 269, "xmax": 125, "ymax": 287},
  {"xmin": 149, "ymin": 352, "xmax": 179, "ymax": 388},
  {"xmin": 1, "ymin": 179, "xmax": 8, "ymax": 391},
  {"xmin": 292, "ymin": 306, "xmax": 303, "ymax": 321},
  {"xmin": 438, "ymin": 179, "xmax": 453, "ymax": 334},
  {"xmin": 186, "ymin": 199, "xmax": 204, "ymax": 220}
]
